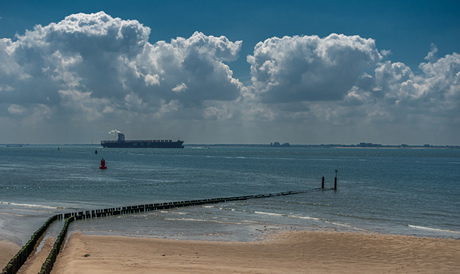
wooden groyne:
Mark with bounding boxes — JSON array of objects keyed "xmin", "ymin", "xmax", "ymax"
[
  {"xmin": 2, "ymin": 186, "xmax": 336, "ymax": 274},
  {"xmin": 321, "ymin": 174, "xmax": 338, "ymax": 191},
  {"xmin": 1, "ymin": 215, "xmax": 58, "ymax": 274},
  {"xmin": 39, "ymin": 216, "xmax": 74, "ymax": 274},
  {"xmin": 57, "ymin": 190, "xmax": 306, "ymax": 221}
]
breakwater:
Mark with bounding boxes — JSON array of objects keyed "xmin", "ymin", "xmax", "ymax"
[
  {"xmin": 3, "ymin": 188, "xmax": 324, "ymax": 274},
  {"xmin": 39, "ymin": 217, "xmax": 74, "ymax": 274},
  {"xmin": 57, "ymin": 190, "xmax": 307, "ymax": 221},
  {"xmin": 1, "ymin": 215, "xmax": 58, "ymax": 274}
]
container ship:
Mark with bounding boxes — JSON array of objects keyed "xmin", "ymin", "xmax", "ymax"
[{"xmin": 101, "ymin": 133, "xmax": 184, "ymax": 148}]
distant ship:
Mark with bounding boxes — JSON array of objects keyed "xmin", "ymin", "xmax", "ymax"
[{"xmin": 101, "ymin": 133, "xmax": 184, "ymax": 148}]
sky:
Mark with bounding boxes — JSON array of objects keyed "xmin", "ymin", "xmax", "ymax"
[{"xmin": 0, "ymin": 0, "xmax": 459, "ymax": 145}]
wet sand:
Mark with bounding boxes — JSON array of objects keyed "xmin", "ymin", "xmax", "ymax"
[{"xmin": 48, "ymin": 231, "xmax": 460, "ymax": 273}]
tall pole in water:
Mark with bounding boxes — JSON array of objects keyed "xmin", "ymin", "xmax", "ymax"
[{"xmin": 334, "ymin": 170, "xmax": 338, "ymax": 190}]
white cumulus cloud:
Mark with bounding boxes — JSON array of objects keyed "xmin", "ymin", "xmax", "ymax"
[
  {"xmin": 0, "ymin": 12, "xmax": 244, "ymax": 141},
  {"xmin": 247, "ymin": 34, "xmax": 381, "ymax": 102},
  {"xmin": 243, "ymin": 37, "xmax": 459, "ymax": 144}
]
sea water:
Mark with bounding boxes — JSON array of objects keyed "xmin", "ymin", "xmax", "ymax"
[{"xmin": 1, "ymin": 145, "xmax": 459, "ymax": 244}]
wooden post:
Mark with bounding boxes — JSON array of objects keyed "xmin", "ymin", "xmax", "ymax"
[
  {"xmin": 334, "ymin": 169, "xmax": 338, "ymax": 190},
  {"xmin": 322, "ymin": 177, "xmax": 325, "ymax": 189}
]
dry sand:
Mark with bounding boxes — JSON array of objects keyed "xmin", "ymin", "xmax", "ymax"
[
  {"xmin": 46, "ymin": 231, "xmax": 460, "ymax": 274},
  {"xmin": 0, "ymin": 240, "xmax": 21, "ymax": 270}
]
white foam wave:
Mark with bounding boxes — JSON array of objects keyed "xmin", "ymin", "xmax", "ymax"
[
  {"xmin": 288, "ymin": 215, "xmax": 322, "ymax": 221},
  {"xmin": 164, "ymin": 218, "xmax": 236, "ymax": 224},
  {"xmin": 408, "ymin": 225, "xmax": 460, "ymax": 234},
  {"xmin": 327, "ymin": 221, "xmax": 354, "ymax": 228},
  {"xmin": 165, "ymin": 218, "xmax": 208, "ymax": 222},
  {"xmin": 0, "ymin": 201, "xmax": 63, "ymax": 209},
  {"xmin": 218, "ymin": 207, "xmax": 237, "ymax": 211},
  {"xmin": 0, "ymin": 212, "xmax": 26, "ymax": 217},
  {"xmin": 324, "ymin": 221, "xmax": 368, "ymax": 231},
  {"xmin": 254, "ymin": 211, "xmax": 286, "ymax": 217}
]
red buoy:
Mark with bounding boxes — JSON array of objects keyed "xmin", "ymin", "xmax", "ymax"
[{"xmin": 99, "ymin": 158, "xmax": 107, "ymax": 169}]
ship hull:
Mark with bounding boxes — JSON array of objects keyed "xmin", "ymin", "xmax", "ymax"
[{"xmin": 101, "ymin": 140, "xmax": 184, "ymax": 148}]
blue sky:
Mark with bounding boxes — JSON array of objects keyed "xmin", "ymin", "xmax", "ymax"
[{"xmin": 0, "ymin": 0, "xmax": 459, "ymax": 144}]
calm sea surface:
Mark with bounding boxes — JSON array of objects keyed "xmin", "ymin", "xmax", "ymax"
[{"xmin": 1, "ymin": 145, "xmax": 459, "ymax": 244}]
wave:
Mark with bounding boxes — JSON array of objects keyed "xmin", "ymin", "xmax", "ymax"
[
  {"xmin": 254, "ymin": 211, "xmax": 286, "ymax": 217},
  {"xmin": 218, "ymin": 207, "xmax": 236, "ymax": 212},
  {"xmin": 205, "ymin": 155, "xmax": 247, "ymax": 159},
  {"xmin": 335, "ymin": 213, "xmax": 391, "ymax": 221},
  {"xmin": 324, "ymin": 221, "xmax": 353, "ymax": 228},
  {"xmin": 0, "ymin": 212, "xmax": 26, "ymax": 217},
  {"xmin": 287, "ymin": 215, "xmax": 322, "ymax": 221},
  {"xmin": 294, "ymin": 201, "xmax": 331, "ymax": 207},
  {"xmin": 0, "ymin": 201, "xmax": 64, "ymax": 209},
  {"xmin": 164, "ymin": 218, "xmax": 239, "ymax": 225},
  {"xmin": 165, "ymin": 217, "xmax": 208, "ymax": 222},
  {"xmin": 218, "ymin": 207, "xmax": 237, "ymax": 212},
  {"xmin": 408, "ymin": 225, "xmax": 460, "ymax": 234},
  {"xmin": 255, "ymin": 211, "xmax": 323, "ymax": 221}
]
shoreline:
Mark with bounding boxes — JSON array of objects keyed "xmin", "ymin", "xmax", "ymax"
[
  {"xmin": 4, "ymin": 230, "xmax": 454, "ymax": 273},
  {"xmin": 2, "ymin": 211, "xmax": 460, "ymax": 272}
]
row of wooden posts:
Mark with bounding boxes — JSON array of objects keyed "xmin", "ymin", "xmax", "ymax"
[
  {"xmin": 3, "ymin": 190, "xmax": 315, "ymax": 274},
  {"xmin": 56, "ymin": 192, "xmax": 304, "ymax": 221},
  {"xmin": 3, "ymin": 175, "xmax": 339, "ymax": 274},
  {"xmin": 1, "ymin": 215, "xmax": 58, "ymax": 274},
  {"xmin": 321, "ymin": 176, "xmax": 338, "ymax": 190},
  {"xmin": 322, "ymin": 170, "xmax": 338, "ymax": 190}
]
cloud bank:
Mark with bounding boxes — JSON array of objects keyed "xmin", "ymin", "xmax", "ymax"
[{"xmin": 0, "ymin": 12, "xmax": 458, "ymax": 144}]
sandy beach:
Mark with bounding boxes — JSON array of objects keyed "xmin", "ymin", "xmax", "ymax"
[
  {"xmin": 36, "ymin": 231, "xmax": 459, "ymax": 274},
  {"xmin": 0, "ymin": 240, "xmax": 21, "ymax": 271}
]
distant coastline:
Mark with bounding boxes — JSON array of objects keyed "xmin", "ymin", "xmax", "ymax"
[
  {"xmin": 1, "ymin": 143, "xmax": 459, "ymax": 149},
  {"xmin": 186, "ymin": 143, "xmax": 460, "ymax": 149}
]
